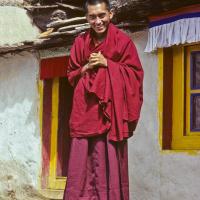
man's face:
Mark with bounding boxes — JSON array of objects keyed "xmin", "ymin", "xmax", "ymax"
[{"xmin": 86, "ymin": 2, "xmax": 113, "ymax": 37}]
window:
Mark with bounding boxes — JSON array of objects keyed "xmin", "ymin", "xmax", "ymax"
[{"xmin": 158, "ymin": 43, "xmax": 200, "ymax": 150}]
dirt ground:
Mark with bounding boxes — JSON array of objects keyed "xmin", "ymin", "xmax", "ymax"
[{"xmin": 0, "ymin": 161, "xmax": 48, "ymax": 200}]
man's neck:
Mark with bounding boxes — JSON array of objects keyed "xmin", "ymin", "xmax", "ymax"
[{"xmin": 94, "ymin": 32, "xmax": 106, "ymax": 42}]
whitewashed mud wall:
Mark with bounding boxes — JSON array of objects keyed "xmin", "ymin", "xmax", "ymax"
[
  {"xmin": 0, "ymin": 52, "xmax": 42, "ymax": 200},
  {"xmin": 129, "ymin": 30, "xmax": 200, "ymax": 200},
  {"xmin": 0, "ymin": 6, "xmax": 39, "ymax": 46},
  {"xmin": 0, "ymin": 5, "xmax": 43, "ymax": 200}
]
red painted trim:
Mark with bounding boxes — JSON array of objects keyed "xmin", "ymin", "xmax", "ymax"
[
  {"xmin": 149, "ymin": 4, "xmax": 200, "ymax": 21},
  {"xmin": 41, "ymin": 79, "xmax": 53, "ymax": 188},
  {"xmin": 40, "ymin": 56, "xmax": 69, "ymax": 80}
]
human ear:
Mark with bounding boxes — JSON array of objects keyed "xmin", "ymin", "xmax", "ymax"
[{"xmin": 109, "ymin": 9, "xmax": 114, "ymax": 19}]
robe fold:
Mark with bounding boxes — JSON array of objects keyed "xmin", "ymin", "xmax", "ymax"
[
  {"xmin": 63, "ymin": 134, "xmax": 129, "ymax": 200},
  {"xmin": 67, "ymin": 23, "xmax": 143, "ymax": 141}
]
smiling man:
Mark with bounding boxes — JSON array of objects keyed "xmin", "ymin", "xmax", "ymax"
[{"xmin": 63, "ymin": 0, "xmax": 143, "ymax": 199}]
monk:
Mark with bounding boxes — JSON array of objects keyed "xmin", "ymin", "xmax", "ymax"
[{"xmin": 63, "ymin": 0, "xmax": 143, "ymax": 199}]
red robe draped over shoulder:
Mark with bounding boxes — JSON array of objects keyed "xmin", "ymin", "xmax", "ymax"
[{"xmin": 67, "ymin": 23, "xmax": 143, "ymax": 141}]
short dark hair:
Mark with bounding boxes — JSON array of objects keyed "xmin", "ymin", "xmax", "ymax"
[{"xmin": 84, "ymin": 0, "xmax": 110, "ymax": 12}]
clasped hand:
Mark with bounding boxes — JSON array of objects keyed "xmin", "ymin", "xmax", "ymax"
[
  {"xmin": 88, "ymin": 51, "xmax": 107, "ymax": 69},
  {"xmin": 81, "ymin": 51, "xmax": 107, "ymax": 75}
]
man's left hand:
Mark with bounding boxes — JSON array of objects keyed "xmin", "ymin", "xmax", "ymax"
[{"xmin": 88, "ymin": 51, "xmax": 107, "ymax": 69}]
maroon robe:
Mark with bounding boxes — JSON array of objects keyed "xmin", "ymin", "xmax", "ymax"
[
  {"xmin": 67, "ymin": 23, "xmax": 143, "ymax": 141},
  {"xmin": 63, "ymin": 23, "xmax": 143, "ymax": 200},
  {"xmin": 63, "ymin": 134, "xmax": 129, "ymax": 200}
]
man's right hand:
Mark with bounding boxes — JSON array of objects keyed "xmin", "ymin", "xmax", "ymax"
[
  {"xmin": 81, "ymin": 51, "xmax": 107, "ymax": 76},
  {"xmin": 89, "ymin": 51, "xmax": 107, "ymax": 68}
]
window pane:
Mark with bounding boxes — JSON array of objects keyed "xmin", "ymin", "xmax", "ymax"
[
  {"xmin": 192, "ymin": 52, "xmax": 200, "ymax": 88},
  {"xmin": 191, "ymin": 95, "xmax": 200, "ymax": 130}
]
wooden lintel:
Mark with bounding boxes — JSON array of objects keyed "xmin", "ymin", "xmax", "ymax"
[
  {"xmin": 40, "ymin": 29, "xmax": 86, "ymax": 39},
  {"xmin": 58, "ymin": 23, "xmax": 89, "ymax": 32},
  {"xmin": 24, "ymin": 5, "xmax": 59, "ymax": 11},
  {"xmin": 0, "ymin": 37, "xmax": 75, "ymax": 55},
  {"xmin": 47, "ymin": 17, "xmax": 87, "ymax": 28},
  {"xmin": 55, "ymin": 2, "xmax": 84, "ymax": 12}
]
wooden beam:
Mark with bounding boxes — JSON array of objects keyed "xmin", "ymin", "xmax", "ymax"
[
  {"xmin": 55, "ymin": 2, "xmax": 84, "ymax": 12},
  {"xmin": 39, "ymin": 28, "xmax": 55, "ymax": 39},
  {"xmin": 40, "ymin": 28, "xmax": 87, "ymax": 39},
  {"xmin": 75, "ymin": 25, "xmax": 90, "ymax": 31},
  {"xmin": 0, "ymin": 45, "xmax": 33, "ymax": 55},
  {"xmin": 58, "ymin": 23, "xmax": 89, "ymax": 32},
  {"xmin": 47, "ymin": 17, "xmax": 87, "ymax": 28},
  {"xmin": 24, "ymin": 5, "xmax": 59, "ymax": 11},
  {"xmin": 0, "ymin": 37, "xmax": 74, "ymax": 55},
  {"xmin": 33, "ymin": 38, "xmax": 74, "ymax": 47}
]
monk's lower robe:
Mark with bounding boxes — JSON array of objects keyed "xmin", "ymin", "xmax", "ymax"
[
  {"xmin": 63, "ymin": 134, "xmax": 129, "ymax": 200},
  {"xmin": 64, "ymin": 23, "xmax": 143, "ymax": 200}
]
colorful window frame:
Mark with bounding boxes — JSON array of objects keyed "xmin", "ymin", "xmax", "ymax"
[
  {"xmin": 158, "ymin": 43, "xmax": 200, "ymax": 150},
  {"xmin": 186, "ymin": 46, "xmax": 200, "ymax": 136}
]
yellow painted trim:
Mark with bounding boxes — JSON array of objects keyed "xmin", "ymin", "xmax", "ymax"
[
  {"xmin": 158, "ymin": 48, "xmax": 164, "ymax": 150},
  {"xmin": 186, "ymin": 45, "xmax": 200, "ymax": 136},
  {"xmin": 48, "ymin": 78, "xmax": 67, "ymax": 190},
  {"xmin": 38, "ymin": 79, "xmax": 44, "ymax": 190},
  {"xmin": 171, "ymin": 46, "xmax": 185, "ymax": 148},
  {"xmin": 49, "ymin": 78, "xmax": 59, "ymax": 188},
  {"xmin": 160, "ymin": 149, "xmax": 200, "ymax": 156},
  {"xmin": 172, "ymin": 136, "xmax": 200, "ymax": 149},
  {"xmin": 158, "ymin": 44, "xmax": 200, "ymax": 151},
  {"xmin": 39, "ymin": 80, "xmax": 44, "ymax": 137},
  {"xmin": 191, "ymin": 89, "xmax": 200, "ymax": 94},
  {"xmin": 186, "ymin": 46, "xmax": 191, "ymax": 136},
  {"xmin": 171, "ymin": 44, "xmax": 200, "ymax": 149},
  {"xmin": 48, "ymin": 178, "xmax": 66, "ymax": 190}
]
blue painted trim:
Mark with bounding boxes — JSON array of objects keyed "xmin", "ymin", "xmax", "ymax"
[{"xmin": 149, "ymin": 12, "xmax": 200, "ymax": 28}]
